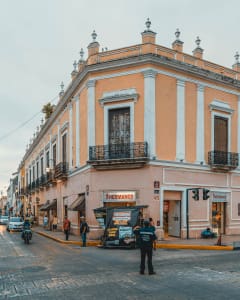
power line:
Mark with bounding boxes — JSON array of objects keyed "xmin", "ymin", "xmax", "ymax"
[{"xmin": 0, "ymin": 95, "xmax": 59, "ymax": 142}]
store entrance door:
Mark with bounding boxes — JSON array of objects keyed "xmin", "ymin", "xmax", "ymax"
[
  {"xmin": 212, "ymin": 202, "xmax": 226, "ymax": 235},
  {"xmin": 168, "ymin": 200, "xmax": 181, "ymax": 237}
]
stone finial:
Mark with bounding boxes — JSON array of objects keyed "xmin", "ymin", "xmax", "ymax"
[
  {"xmin": 40, "ymin": 118, "xmax": 44, "ymax": 128},
  {"xmin": 145, "ymin": 18, "xmax": 151, "ymax": 31},
  {"xmin": 60, "ymin": 81, "xmax": 64, "ymax": 92},
  {"xmin": 59, "ymin": 81, "xmax": 64, "ymax": 97},
  {"xmin": 80, "ymin": 48, "xmax": 84, "ymax": 60},
  {"xmin": 195, "ymin": 36, "xmax": 201, "ymax": 48},
  {"xmin": 175, "ymin": 28, "xmax": 181, "ymax": 40},
  {"xmin": 92, "ymin": 30, "xmax": 97, "ymax": 42},
  {"xmin": 172, "ymin": 28, "xmax": 183, "ymax": 52},
  {"xmin": 73, "ymin": 60, "xmax": 77, "ymax": 71},
  {"xmin": 36, "ymin": 126, "xmax": 39, "ymax": 134},
  {"xmin": 232, "ymin": 51, "xmax": 240, "ymax": 71},
  {"xmin": 71, "ymin": 60, "xmax": 78, "ymax": 80},
  {"xmin": 141, "ymin": 18, "xmax": 156, "ymax": 44},
  {"xmin": 88, "ymin": 30, "xmax": 100, "ymax": 57},
  {"xmin": 235, "ymin": 51, "xmax": 239, "ymax": 63},
  {"xmin": 193, "ymin": 36, "xmax": 204, "ymax": 59}
]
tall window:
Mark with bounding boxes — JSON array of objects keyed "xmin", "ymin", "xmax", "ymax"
[
  {"xmin": 214, "ymin": 116, "xmax": 228, "ymax": 164},
  {"xmin": 52, "ymin": 144, "xmax": 56, "ymax": 166},
  {"xmin": 40, "ymin": 157, "xmax": 44, "ymax": 176},
  {"xmin": 32, "ymin": 166, "xmax": 35, "ymax": 181},
  {"xmin": 109, "ymin": 108, "xmax": 130, "ymax": 145},
  {"xmin": 214, "ymin": 116, "xmax": 228, "ymax": 152},
  {"xmin": 108, "ymin": 108, "xmax": 130, "ymax": 159},
  {"xmin": 46, "ymin": 151, "xmax": 50, "ymax": 168},
  {"xmin": 36, "ymin": 161, "xmax": 39, "ymax": 179},
  {"xmin": 62, "ymin": 133, "xmax": 67, "ymax": 163}
]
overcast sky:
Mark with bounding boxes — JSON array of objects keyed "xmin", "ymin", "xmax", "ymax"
[{"xmin": 0, "ymin": 0, "xmax": 239, "ymax": 194}]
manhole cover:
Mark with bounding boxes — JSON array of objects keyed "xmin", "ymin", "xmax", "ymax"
[{"xmin": 21, "ymin": 266, "xmax": 46, "ymax": 272}]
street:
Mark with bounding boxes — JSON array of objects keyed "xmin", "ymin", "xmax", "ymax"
[{"xmin": 0, "ymin": 225, "xmax": 240, "ymax": 299}]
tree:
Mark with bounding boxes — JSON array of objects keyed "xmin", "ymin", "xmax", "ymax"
[{"xmin": 42, "ymin": 103, "xmax": 55, "ymax": 120}]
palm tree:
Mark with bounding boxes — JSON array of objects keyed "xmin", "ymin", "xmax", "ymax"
[{"xmin": 42, "ymin": 103, "xmax": 55, "ymax": 120}]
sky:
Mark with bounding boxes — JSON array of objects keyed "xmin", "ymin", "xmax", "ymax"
[{"xmin": 0, "ymin": 0, "xmax": 239, "ymax": 194}]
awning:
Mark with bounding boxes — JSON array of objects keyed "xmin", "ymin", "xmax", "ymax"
[
  {"xmin": 40, "ymin": 199, "xmax": 57, "ymax": 211},
  {"xmin": 68, "ymin": 194, "xmax": 85, "ymax": 211}
]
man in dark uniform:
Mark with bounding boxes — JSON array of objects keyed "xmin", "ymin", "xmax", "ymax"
[{"xmin": 134, "ymin": 219, "xmax": 157, "ymax": 275}]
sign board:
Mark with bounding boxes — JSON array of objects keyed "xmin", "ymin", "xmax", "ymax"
[
  {"xmin": 103, "ymin": 191, "xmax": 136, "ymax": 202},
  {"xmin": 212, "ymin": 192, "xmax": 228, "ymax": 203},
  {"xmin": 112, "ymin": 211, "xmax": 131, "ymax": 225}
]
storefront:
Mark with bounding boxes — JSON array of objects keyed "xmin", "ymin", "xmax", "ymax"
[
  {"xmin": 102, "ymin": 190, "xmax": 137, "ymax": 207},
  {"xmin": 211, "ymin": 192, "xmax": 228, "ymax": 235},
  {"xmin": 163, "ymin": 191, "xmax": 182, "ymax": 238}
]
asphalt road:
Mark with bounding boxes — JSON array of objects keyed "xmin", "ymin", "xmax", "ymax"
[{"xmin": 0, "ymin": 225, "xmax": 240, "ymax": 299}]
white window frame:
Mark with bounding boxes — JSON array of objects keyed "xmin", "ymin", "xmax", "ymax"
[
  {"xmin": 211, "ymin": 111, "xmax": 231, "ymax": 152},
  {"xmin": 104, "ymin": 102, "xmax": 134, "ymax": 145}
]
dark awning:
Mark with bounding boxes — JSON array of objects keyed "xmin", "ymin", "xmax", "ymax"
[
  {"xmin": 40, "ymin": 199, "xmax": 57, "ymax": 211},
  {"xmin": 68, "ymin": 194, "xmax": 85, "ymax": 211}
]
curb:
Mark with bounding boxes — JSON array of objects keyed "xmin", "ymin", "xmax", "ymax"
[
  {"xmin": 156, "ymin": 243, "xmax": 234, "ymax": 251},
  {"xmin": 35, "ymin": 230, "xmax": 235, "ymax": 250},
  {"xmin": 34, "ymin": 230, "xmax": 100, "ymax": 247}
]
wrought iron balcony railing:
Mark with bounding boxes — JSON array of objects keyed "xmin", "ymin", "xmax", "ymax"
[
  {"xmin": 208, "ymin": 151, "xmax": 239, "ymax": 170},
  {"xmin": 89, "ymin": 142, "xmax": 148, "ymax": 161},
  {"xmin": 39, "ymin": 175, "xmax": 47, "ymax": 187},
  {"xmin": 54, "ymin": 162, "xmax": 69, "ymax": 180}
]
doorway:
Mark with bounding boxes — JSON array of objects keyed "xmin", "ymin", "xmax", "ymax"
[
  {"xmin": 212, "ymin": 202, "xmax": 226, "ymax": 235},
  {"xmin": 164, "ymin": 200, "xmax": 181, "ymax": 237}
]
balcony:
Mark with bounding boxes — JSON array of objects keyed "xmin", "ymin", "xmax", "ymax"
[
  {"xmin": 88, "ymin": 142, "xmax": 149, "ymax": 170},
  {"xmin": 208, "ymin": 151, "xmax": 239, "ymax": 171},
  {"xmin": 54, "ymin": 162, "xmax": 68, "ymax": 180},
  {"xmin": 39, "ymin": 175, "xmax": 47, "ymax": 188}
]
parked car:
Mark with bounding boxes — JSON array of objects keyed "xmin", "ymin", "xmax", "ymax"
[
  {"xmin": 7, "ymin": 217, "xmax": 24, "ymax": 232},
  {"xmin": 0, "ymin": 215, "xmax": 9, "ymax": 225}
]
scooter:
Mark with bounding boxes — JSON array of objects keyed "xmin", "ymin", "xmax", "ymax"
[{"xmin": 22, "ymin": 228, "xmax": 32, "ymax": 244}]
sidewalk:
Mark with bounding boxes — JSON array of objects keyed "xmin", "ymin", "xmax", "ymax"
[{"xmin": 32, "ymin": 226, "xmax": 240, "ymax": 250}]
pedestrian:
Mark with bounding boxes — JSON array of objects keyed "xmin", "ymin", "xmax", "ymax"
[
  {"xmin": 52, "ymin": 214, "xmax": 58, "ymax": 232},
  {"xmin": 63, "ymin": 216, "xmax": 71, "ymax": 241},
  {"xmin": 80, "ymin": 216, "xmax": 89, "ymax": 247},
  {"xmin": 43, "ymin": 214, "xmax": 48, "ymax": 229},
  {"xmin": 134, "ymin": 219, "xmax": 157, "ymax": 275},
  {"xmin": 149, "ymin": 217, "xmax": 156, "ymax": 251}
]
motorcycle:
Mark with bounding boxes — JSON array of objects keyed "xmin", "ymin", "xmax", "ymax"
[{"xmin": 22, "ymin": 228, "xmax": 32, "ymax": 244}]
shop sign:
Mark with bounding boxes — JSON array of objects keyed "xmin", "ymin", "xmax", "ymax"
[
  {"xmin": 103, "ymin": 191, "xmax": 136, "ymax": 202},
  {"xmin": 112, "ymin": 211, "xmax": 131, "ymax": 225},
  {"xmin": 212, "ymin": 192, "xmax": 228, "ymax": 203}
]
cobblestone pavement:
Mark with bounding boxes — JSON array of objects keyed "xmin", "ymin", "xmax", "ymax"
[{"xmin": 1, "ymin": 226, "xmax": 240, "ymax": 299}]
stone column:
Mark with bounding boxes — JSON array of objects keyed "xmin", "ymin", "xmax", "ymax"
[
  {"xmin": 75, "ymin": 94, "xmax": 80, "ymax": 167},
  {"xmin": 143, "ymin": 68, "xmax": 157, "ymax": 159},
  {"xmin": 196, "ymin": 84, "xmax": 205, "ymax": 164},
  {"xmin": 68, "ymin": 102, "xmax": 73, "ymax": 170},
  {"xmin": 87, "ymin": 80, "xmax": 96, "ymax": 160},
  {"xmin": 176, "ymin": 79, "xmax": 185, "ymax": 161}
]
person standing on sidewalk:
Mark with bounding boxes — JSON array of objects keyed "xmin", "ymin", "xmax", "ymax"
[
  {"xmin": 52, "ymin": 215, "xmax": 58, "ymax": 232},
  {"xmin": 134, "ymin": 219, "xmax": 157, "ymax": 275},
  {"xmin": 80, "ymin": 216, "xmax": 89, "ymax": 247},
  {"xmin": 63, "ymin": 216, "xmax": 71, "ymax": 241}
]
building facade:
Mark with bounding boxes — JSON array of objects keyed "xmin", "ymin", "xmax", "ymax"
[{"xmin": 17, "ymin": 20, "xmax": 240, "ymax": 239}]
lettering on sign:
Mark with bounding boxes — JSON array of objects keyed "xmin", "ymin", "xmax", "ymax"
[{"xmin": 103, "ymin": 191, "xmax": 136, "ymax": 202}]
